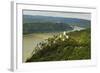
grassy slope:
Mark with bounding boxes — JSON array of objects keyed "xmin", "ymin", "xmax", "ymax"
[{"xmin": 26, "ymin": 28, "xmax": 91, "ymax": 62}]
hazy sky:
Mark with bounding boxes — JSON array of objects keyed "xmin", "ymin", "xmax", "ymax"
[{"xmin": 23, "ymin": 10, "xmax": 91, "ymax": 20}]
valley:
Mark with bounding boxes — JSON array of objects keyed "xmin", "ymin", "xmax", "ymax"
[{"xmin": 22, "ymin": 15, "xmax": 91, "ymax": 62}]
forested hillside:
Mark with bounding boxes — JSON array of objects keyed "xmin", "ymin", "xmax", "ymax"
[{"xmin": 23, "ymin": 22, "xmax": 73, "ymax": 34}]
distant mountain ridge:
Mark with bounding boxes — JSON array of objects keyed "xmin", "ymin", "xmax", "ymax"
[
  {"xmin": 23, "ymin": 15, "xmax": 91, "ymax": 34},
  {"xmin": 23, "ymin": 15, "xmax": 91, "ymax": 28}
]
